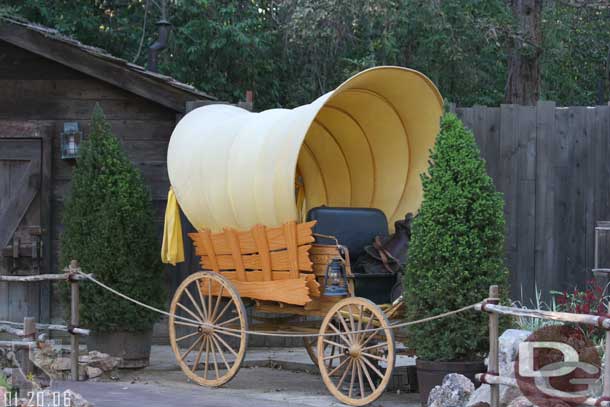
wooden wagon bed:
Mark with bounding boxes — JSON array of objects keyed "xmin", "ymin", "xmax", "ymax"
[{"xmin": 189, "ymin": 220, "xmax": 339, "ymax": 306}]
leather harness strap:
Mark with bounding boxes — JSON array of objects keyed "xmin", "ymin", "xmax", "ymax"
[{"xmin": 374, "ymin": 236, "xmax": 396, "ymax": 273}]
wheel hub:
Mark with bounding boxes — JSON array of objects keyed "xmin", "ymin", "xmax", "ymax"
[
  {"xmin": 348, "ymin": 344, "xmax": 362, "ymax": 359},
  {"xmin": 201, "ymin": 323, "xmax": 214, "ymax": 335}
]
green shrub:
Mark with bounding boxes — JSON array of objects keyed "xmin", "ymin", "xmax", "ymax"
[
  {"xmin": 404, "ymin": 113, "xmax": 508, "ymax": 361},
  {"xmin": 60, "ymin": 104, "xmax": 165, "ymax": 333}
]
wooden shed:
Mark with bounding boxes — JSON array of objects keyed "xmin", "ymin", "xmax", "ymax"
[{"xmin": 0, "ymin": 16, "xmax": 215, "ymax": 326}]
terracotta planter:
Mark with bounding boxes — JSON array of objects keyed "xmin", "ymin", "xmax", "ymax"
[
  {"xmin": 87, "ymin": 330, "xmax": 152, "ymax": 369},
  {"xmin": 416, "ymin": 359, "xmax": 485, "ymax": 406}
]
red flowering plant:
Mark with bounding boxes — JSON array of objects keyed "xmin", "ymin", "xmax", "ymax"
[{"xmin": 552, "ymin": 279, "xmax": 609, "ymax": 345}]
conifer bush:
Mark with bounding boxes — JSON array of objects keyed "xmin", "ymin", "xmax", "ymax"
[
  {"xmin": 404, "ymin": 113, "xmax": 508, "ymax": 361},
  {"xmin": 60, "ymin": 105, "xmax": 164, "ymax": 332}
]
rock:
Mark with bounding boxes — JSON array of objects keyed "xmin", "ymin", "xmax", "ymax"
[
  {"xmin": 86, "ymin": 366, "xmax": 103, "ymax": 379},
  {"xmin": 467, "ymin": 383, "xmax": 522, "ymax": 407},
  {"xmin": 86, "ymin": 351, "xmax": 119, "ymax": 371},
  {"xmin": 498, "ymin": 330, "xmax": 531, "ymax": 376},
  {"xmin": 428, "ymin": 373, "xmax": 475, "ymax": 407},
  {"xmin": 468, "ymin": 329, "xmax": 531, "ymax": 407},
  {"xmin": 50, "ymin": 357, "xmax": 71, "ymax": 371}
]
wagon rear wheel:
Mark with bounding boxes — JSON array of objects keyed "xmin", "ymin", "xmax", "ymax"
[
  {"xmin": 169, "ymin": 271, "xmax": 247, "ymax": 387},
  {"xmin": 317, "ymin": 297, "xmax": 395, "ymax": 406}
]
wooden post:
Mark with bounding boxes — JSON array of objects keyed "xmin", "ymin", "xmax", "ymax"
[
  {"xmin": 69, "ymin": 260, "xmax": 80, "ymax": 381},
  {"xmin": 12, "ymin": 317, "xmax": 36, "ymax": 395},
  {"xmin": 487, "ymin": 285, "xmax": 500, "ymax": 407},
  {"xmin": 604, "ymin": 321, "xmax": 610, "ymax": 401}
]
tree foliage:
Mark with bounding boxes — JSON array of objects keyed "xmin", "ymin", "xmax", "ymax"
[
  {"xmin": 60, "ymin": 105, "xmax": 165, "ymax": 333},
  {"xmin": 404, "ymin": 113, "xmax": 508, "ymax": 361},
  {"xmin": 1, "ymin": 0, "xmax": 609, "ymax": 108}
]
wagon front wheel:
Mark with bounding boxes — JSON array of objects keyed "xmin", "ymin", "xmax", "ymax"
[
  {"xmin": 169, "ymin": 271, "xmax": 247, "ymax": 387},
  {"xmin": 317, "ymin": 297, "xmax": 395, "ymax": 406}
]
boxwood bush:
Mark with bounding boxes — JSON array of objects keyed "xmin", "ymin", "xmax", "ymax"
[
  {"xmin": 404, "ymin": 112, "xmax": 508, "ymax": 361},
  {"xmin": 60, "ymin": 105, "xmax": 165, "ymax": 333}
]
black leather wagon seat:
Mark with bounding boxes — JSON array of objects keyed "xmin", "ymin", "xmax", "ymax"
[{"xmin": 306, "ymin": 206, "xmax": 389, "ymax": 263}]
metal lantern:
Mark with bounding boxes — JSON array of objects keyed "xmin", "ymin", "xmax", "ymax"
[
  {"xmin": 60, "ymin": 122, "xmax": 83, "ymax": 160},
  {"xmin": 323, "ymin": 257, "xmax": 348, "ymax": 297}
]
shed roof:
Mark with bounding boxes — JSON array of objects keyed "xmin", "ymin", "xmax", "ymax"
[{"xmin": 0, "ymin": 16, "xmax": 216, "ymax": 112}]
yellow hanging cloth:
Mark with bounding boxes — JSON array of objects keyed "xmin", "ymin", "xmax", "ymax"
[{"xmin": 161, "ymin": 187, "xmax": 185, "ymax": 265}]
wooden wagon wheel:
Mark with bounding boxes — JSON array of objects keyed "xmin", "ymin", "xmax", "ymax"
[
  {"xmin": 317, "ymin": 297, "xmax": 395, "ymax": 406},
  {"xmin": 169, "ymin": 271, "xmax": 247, "ymax": 387}
]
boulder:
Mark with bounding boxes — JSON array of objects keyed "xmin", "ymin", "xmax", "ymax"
[
  {"xmin": 50, "ymin": 357, "xmax": 71, "ymax": 372},
  {"xmin": 85, "ymin": 366, "xmax": 103, "ymax": 379},
  {"xmin": 467, "ymin": 383, "xmax": 522, "ymax": 407},
  {"xmin": 428, "ymin": 373, "xmax": 475, "ymax": 407},
  {"xmin": 498, "ymin": 330, "xmax": 530, "ymax": 376},
  {"xmin": 86, "ymin": 351, "xmax": 119, "ymax": 371},
  {"xmin": 506, "ymin": 395, "xmax": 572, "ymax": 407},
  {"xmin": 467, "ymin": 329, "xmax": 531, "ymax": 407}
]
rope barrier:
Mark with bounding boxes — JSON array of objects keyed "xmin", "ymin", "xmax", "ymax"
[{"xmin": 73, "ymin": 268, "xmax": 479, "ymax": 338}]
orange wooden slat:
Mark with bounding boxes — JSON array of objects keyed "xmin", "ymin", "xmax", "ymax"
[
  {"xmin": 252, "ymin": 224, "xmax": 272, "ymax": 281},
  {"xmin": 284, "ymin": 220, "xmax": 300, "ymax": 279},
  {"xmin": 189, "ymin": 220, "xmax": 316, "ymax": 256},
  {"xmin": 200, "ymin": 229, "xmax": 220, "ymax": 272},
  {"xmin": 199, "ymin": 244, "xmax": 312, "ymax": 271},
  {"xmin": 224, "ymin": 227, "xmax": 246, "ymax": 281}
]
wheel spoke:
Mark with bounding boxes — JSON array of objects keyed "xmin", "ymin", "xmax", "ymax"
[
  {"xmin": 203, "ymin": 336, "xmax": 210, "ymax": 379},
  {"xmin": 348, "ymin": 359, "xmax": 356, "ymax": 398},
  {"xmin": 174, "ymin": 320, "xmax": 201, "ymax": 329},
  {"xmin": 215, "ymin": 328, "xmax": 243, "ymax": 339},
  {"xmin": 322, "ymin": 353, "xmax": 343, "ymax": 361},
  {"xmin": 328, "ymin": 355, "xmax": 350, "ymax": 377},
  {"xmin": 209, "ymin": 335, "xmax": 220, "ymax": 378},
  {"xmin": 211, "ymin": 286, "xmax": 224, "ymax": 321},
  {"xmin": 361, "ymin": 352, "xmax": 385, "ymax": 362},
  {"xmin": 327, "ymin": 322, "xmax": 351, "ymax": 346},
  {"xmin": 356, "ymin": 357, "xmax": 365, "ymax": 399},
  {"xmin": 213, "ymin": 298, "xmax": 235, "ymax": 324},
  {"xmin": 323, "ymin": 338, "xmax": 348, "ymax": 350},
  {"xmin": 208, "ymin": 279, "xmax": 213, "ymax": 320},
  {"xmin": 359, "ymin": 359, "xmax": 377, "ymax": 393},
  {"xmin": 362, "ymin": 342, "xmax": 387, "ymax": 352},
  {"xmin": 211, "ymin": 335, "xmax": 231, "ymax": 371},
  {"xmin": 348, "ymin": 307, "xmax": 357, "ymax": 342},
  {"xmin": 197, "ymin": 279, "xmax": 210, "ymax": 321},
  {"xmin": 336, "ymin": 359, "xmax": 353, "ymax": 389},
  {"xmin": 180, "ymin": 335, "xmax": 203, "ymax": 361},
  {"xmin": 336, "ymin": 312, "xmax": 354, "ymax": 343},
  {"xmin": 216, "ymin": 315, "xmax": 240, "ymax": 327},
  {"xmin": 177, "ymin": 302, "xmax": 204, "ymax": 324},
  {"xmin": 356, "ymin": 305, "xmax": 363, "ymax": 342},
  {"xmin": 185, "ymin": 286, "xmax": 207, "ymax": 322},
  {"xmin": 359, "ymin": 321, "xmax": 380, "ymax": 349},
  {"xmin": 361, "ymin": 355, "xmax": 385, "ymax": 380},
  {"xmin": 327, "ymin": 343, "xmax": 336, "ymax": 369},
  {"xmin": 176, "ymin": 330, "xmax": 200, "ymax": 343},
  {"xmin": 191, "ymin": 337, "xmax": 206, "ymax": 372},
  {"xmin": 213, "ymin": 332, "xmax": 238, "ymax": 358}
]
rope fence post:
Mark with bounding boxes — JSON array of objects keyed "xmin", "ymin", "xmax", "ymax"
[
  {"xmin": 604, "ymin": 315, "xmax": 610, "ymax": 401},
  {"xmin": 69, "ymin": 260, "xmax": 80, "ymax": 381},
  {"xmin": 487, "ymin": 285, "xmax": 500, "ymax": 407}
]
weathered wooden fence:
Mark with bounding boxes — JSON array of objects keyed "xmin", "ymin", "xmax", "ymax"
[{"xmin": 455, "ymin": 102, "xmax": 610, "ymax": 302}]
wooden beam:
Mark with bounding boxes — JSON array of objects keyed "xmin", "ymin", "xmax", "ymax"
[{"xmin": 0, "ymin": 22, "xmax": 212, "ymax": 112}]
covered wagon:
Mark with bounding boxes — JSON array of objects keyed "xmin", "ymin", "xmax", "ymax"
[{"xmin": 162, "ymin": 66, "xmax": 442, "ymax": 406}]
